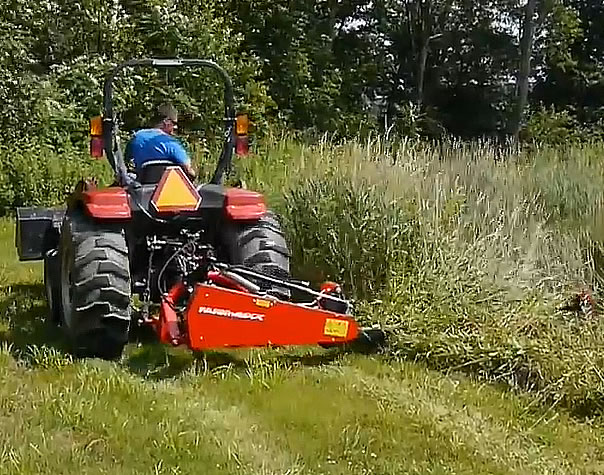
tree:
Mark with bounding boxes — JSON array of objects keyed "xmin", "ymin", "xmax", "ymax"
[
  {"xmin": 405, "ymin": 0, "xmax": 449, "ymax": 107},
  {"xmin": 0, "ymin": 0, "xmax": 273, "ymax": 147},
  {"xmin": 510, "ymin": 0, "xmax": 538, "ymax": 139},
  {"xmin": 532, "ymin": 1, "xmax": 604, "ymax": 133},
  {"xmin": 227, "ymin": 0, "xmax": 383, "ymax": 135},
  {"xmin": 1, "ymin": 0, "xmax": 603, "ymax": 143}
]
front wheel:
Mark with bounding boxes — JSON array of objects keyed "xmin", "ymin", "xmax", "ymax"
[{"xmin": 59, "ymin": 209, "xmax": 132, "ymax": 359}]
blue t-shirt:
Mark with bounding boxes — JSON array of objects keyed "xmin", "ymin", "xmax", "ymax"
[{"xmin": 126, "ymin": 128, "xmax": 190, "ymax": 169}]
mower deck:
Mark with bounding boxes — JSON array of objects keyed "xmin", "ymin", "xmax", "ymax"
[{"xmin": 153, "ymin": 283, "xmax": 360, "ymax": 350}]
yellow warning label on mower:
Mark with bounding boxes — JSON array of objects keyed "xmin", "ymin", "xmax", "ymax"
[
  {"xmin": 323, "ymin": 318, "xmax": 349, "ymax": 338},
  {"xmin": 253, "ymin": 298, "xmax": 274, "ymax": 309}
]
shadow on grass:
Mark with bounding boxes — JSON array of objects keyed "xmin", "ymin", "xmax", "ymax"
[
  {"xmin": 123, "ymin": 341, "xmax": 349, "ymax": 382},
  {"xmin": 0, "ymin": 283, "xmax": 68, "ymax": 357}
]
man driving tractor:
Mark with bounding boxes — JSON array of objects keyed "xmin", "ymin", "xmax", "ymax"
[{"xmin": 125, "ymin": 103, "xmax": 196, "ymax": 180}]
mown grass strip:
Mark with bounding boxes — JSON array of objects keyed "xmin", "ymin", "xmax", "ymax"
[
  {"xmin": 187, "ymin": 351, "xmax": 604, "ymax": 475},
  {"xmin": 0, "ymin": 349, "xmax": 308, "ymax": 475}
]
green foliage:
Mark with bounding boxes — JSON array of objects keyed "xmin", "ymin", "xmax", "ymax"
[
  {"xmin": 1, "ymin": 0, "xmax": 604, "ymax": 141},
  {"xmin": 522, "ymin": 105, "xmax": 604, "ymax": 145},
  {"xmin": 533, "ymin": 1, "xmax": 604, "ymax": 134},
  {"xmin": 0, "ymin": 0, "xmax": 273, "ymax": 149},
  {"xmin": 282, "ymin": 175, "xmax": 419, "ymax": 300},
  {"xmin": 241, "ymin": 136, "xmax": 604, "ymax": 415},
  {"xmin": 522, "ymin": 105, "xmax": 583, "ymax": 144},
  {"xmin": 0, "ymin": 141, "xmax": 112, "ymax": 215},
  {"xmin": 542, "ymin": 3, "xmax": 583, "ymax": 73},
  {"xmin": 227, "ymin": 0, "xmax": 377, "ymax": 137}
]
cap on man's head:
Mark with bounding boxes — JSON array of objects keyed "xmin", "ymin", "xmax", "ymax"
[{"xmin": 156, "ymin": 103, "xmax": 178, "ymax": 123}]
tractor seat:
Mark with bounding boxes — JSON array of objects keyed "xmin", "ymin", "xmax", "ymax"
[{"xmin": 136, "ymin": 160, "xmax": 180, "ymax": 184}]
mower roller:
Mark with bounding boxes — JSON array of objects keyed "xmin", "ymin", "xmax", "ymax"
[{"xmin": 14, "ymin": 58, "xmax": 385, "ymax": 360}]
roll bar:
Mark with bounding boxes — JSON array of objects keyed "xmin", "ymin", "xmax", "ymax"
[{"xmin": 102, "ymin": 58, "xmax": 236, "ymax": 186}]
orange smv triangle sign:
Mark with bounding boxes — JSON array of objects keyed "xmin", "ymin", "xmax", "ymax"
[{"xmin": 150, "ymin": 167, "xmax": 201, "ymax": 213}]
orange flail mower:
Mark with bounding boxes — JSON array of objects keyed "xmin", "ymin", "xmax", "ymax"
[
  {"xmin": 144, "ymin": 252, "xmax": 379, "ymax": 353},
  {"xmin": 151, "ymin": 273, "xmax": 362, "ymax": 351}
]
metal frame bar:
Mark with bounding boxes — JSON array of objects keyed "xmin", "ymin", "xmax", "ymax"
[
  {"xmin": 222, "ymin": 265, "xmax": 352, "ymax": 306},
  {"xmin": 102, "ymin": 58, "xmax": 236, "ymax": 186}
]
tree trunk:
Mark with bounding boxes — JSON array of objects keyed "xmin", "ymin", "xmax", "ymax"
[
  {"xmin": 510, "ymin": 0, "xmax": 538, "ymax": 140},
  {"xmin": 416, "ymin": 0, "xmax": 433, "ymax": 107},
  {"xmin": 417, "ymin": 40, "xmax": 429, "ymax": 107}
]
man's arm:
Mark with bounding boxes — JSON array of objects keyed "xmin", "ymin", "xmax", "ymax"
[
  {"xmin": 168, "ymin": 138, "xmax": 196, "ymax": 179},
  {"xmin": 182, "ymin": 162, "xmax": 196, "ymax": 179},
  {"xmin": 124, "ymin": 139, "xmax": 134, "ymax": 169}
]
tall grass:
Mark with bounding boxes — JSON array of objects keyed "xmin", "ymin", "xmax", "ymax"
[
  {"xmin": 236, "ymin": 135, "xmax": 604, "ymax": 415},
  {"xmin": 6, "ymin": 134, "xmax": 604, "ymax": 414}
]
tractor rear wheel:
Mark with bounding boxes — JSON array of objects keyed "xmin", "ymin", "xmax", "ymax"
[
  {"xmin": 222, "ymin": 210, "xmax": 291, "ymax": 299},
  {"xmin": 58, "ymin": 209, "xmax": 131, "ymax": 359}
]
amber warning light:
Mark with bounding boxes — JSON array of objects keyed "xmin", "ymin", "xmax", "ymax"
[
  {"xmin": 235, "ymin": 113, "xmax": 250, "ymax": 157},
  {"xmin": 150, "ymin": 167, "xmax": 202, "ymax": 213}
]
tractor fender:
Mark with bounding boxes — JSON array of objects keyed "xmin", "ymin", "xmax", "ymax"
[
  {"xmin": 224, "ymin": 188, "xmax": 266, "ymax": 220},
  {"xmin": 79, "ymin": 187, "xmax": 131, "ymax": 220}
]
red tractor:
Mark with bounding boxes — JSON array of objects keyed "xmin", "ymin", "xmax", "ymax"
[{"xmin": 15, "ymin": 59, "xmax": 384, "ymax": 359}]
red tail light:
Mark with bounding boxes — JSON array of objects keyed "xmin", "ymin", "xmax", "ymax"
[
  {"xmin": 235, "ymin": 135, "xmax": 249, "ymax": 156},
  {"xmin": 90, "ymin": 137, "xmax": 104, "ymax": 158}
]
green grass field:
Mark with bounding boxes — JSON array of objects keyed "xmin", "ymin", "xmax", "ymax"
[
  {"xmin": 0, "ymin": 220, "xmax": 604, "ymax": 473},
  {"xmin": 3, "ymin": 138, "xmax": 604, "ymax": 473}
]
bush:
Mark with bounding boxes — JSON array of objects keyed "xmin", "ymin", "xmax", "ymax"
[
  {"xmin": 0, "ymin": 141, "xmax": 113, "ymax": 215},
  {"xmin": 521, "ymin": 105, "xmax": 604, "ymax": 145},
  {"xmin": 281, "ymin": 174, "xmax": 419, "ymax": 301}
]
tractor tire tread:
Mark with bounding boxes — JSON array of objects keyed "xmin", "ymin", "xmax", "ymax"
[
  {"xmin": 259, "ymin": 240, "xmax": 290, "ymax": 257},
  {"xmin": 61, "ymin": 210, "xmax": 131, "ymax": 360},
  {"xmin": 243, "ymin": 251, "xmax": 277, "ymax": 266},
  {"xmin": 222, "ymin": 210, "xmax": 291, "ymax": 299}
]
